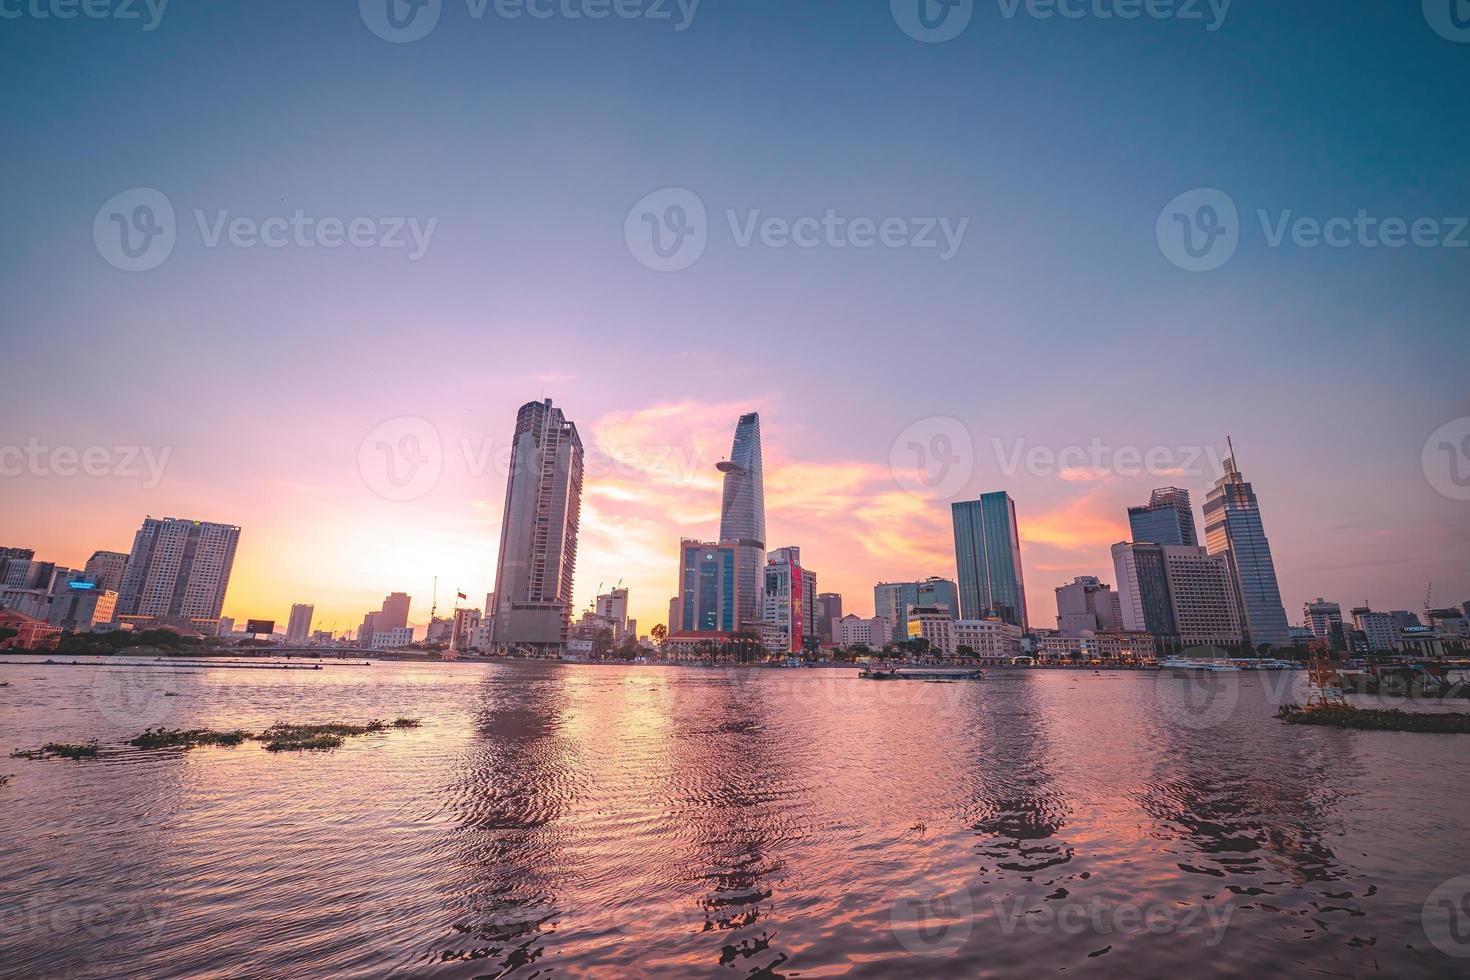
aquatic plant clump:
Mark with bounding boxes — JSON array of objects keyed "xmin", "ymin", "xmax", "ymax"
[
  {"xmin": 262, "ymin": 733, "xmax": 344, "ymax": 752},
  {"xmin": 1277, "ymin": 703, "xmax": 1470, "ymax": 734},
  {"xmin": 10, "ymin": 742, "xmax": 100, "ymax": 761},
  {"xmin": 129, "ymin": 728, "xmax": 252, "ymax": 750}
]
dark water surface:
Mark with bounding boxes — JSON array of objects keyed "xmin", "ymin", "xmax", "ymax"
[{"xmin": 2, "ymin": 659, "xmax": 1468, "ymax": 978}]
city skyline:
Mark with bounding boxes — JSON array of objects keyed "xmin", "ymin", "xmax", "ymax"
[{"xmin": 2, "ymin": 400, "xmax": 1465, "ymax": 640}]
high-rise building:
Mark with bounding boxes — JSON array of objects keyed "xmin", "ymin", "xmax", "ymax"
[
  {"xmin": 1112, "ymin": 542, "xmax": 1243, "ymax": 650},
  {"xmin": 1350, "ymin": 606, "xmax": 1399, "ymax": 652},
  {"xmin": 674, "ymin": 539, "xmax": 741, "ymax": 635},
  {"xmin": 2, "ymin": 559, "xmax": 60, "ymax": 591},
  {"xmin": 357, "ymin": 611, "xmax": 379, "ymax": 645},
  {"xmin": 1202, "ymin": 444, "xmax": 1290, "ymax": 648},
  {"xmin": 452, "ymin": 607, "xmax": 481, "ymax": 652},
  {"xmin": 48, "ymin": 584, "xmax": 118, "ymax": 633},
  {"xmin": 83, "ymin": 550, "xmax": 130, "ymax": 594},
  {"xmin": 815, "ymin": 592, "xmax": 843, "ymax": 645},
  {"xmin": 0, "ymin": 547, "xmax": 35, "ymax": 588},
  {"xmin": 488, "ymin": 399, "xmax": 584, "ymax": 652},
  {"xmin": 951, "ymin": 493, "xmax": 1029, "ymax": 629},
  {"xmin": 762, "ymin": 549, "xmax": 816, "ymax": 654},
  {"xmin": 286, "ymin": 603, "xmax": 314, "ymax": 643},
  {"xmin": 378, "ymin": 592, "xmax": 411, "ymax": 630},
  {"xmin": 1055, "ymin": 576, "xmax": 1124, "ymax": 635},
  {"xmin": 717, "ymin": 413, "xmax": 766, "ymax": 629},
  {"xmin": 117, "ymin": 517, "xmax": 240, "ymax": 623},
  {"xmin": 1127, "ymin": 487, "xmax": 1199, "ymax": 546},
  {"xmin": 1302, "ymin": 598, "xmax": 1343, "ymax": 642},
  {"xmin": 874, "ymin": 578, "xmax": 959, "ymax": 628}
]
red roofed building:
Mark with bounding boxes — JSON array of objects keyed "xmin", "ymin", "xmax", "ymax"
[{"xmin": 0, "ymin": 609, "xmax": 62, "ymax": 650}]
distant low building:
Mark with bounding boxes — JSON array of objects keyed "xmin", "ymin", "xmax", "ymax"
[
  {"xmin": 1035, "ymin": 630, "xmax": 1155, "ymax": 663},
  {"xmin": 370, "ymin": 627, "xmax": 414, "ymax": 650},
  {"xmin": 833, "ymin": 614, "xmax": 891, "ymax": 649},
  {"xmin": 0, "ymin": 610, "xmax": 62, "ymax": 650}
]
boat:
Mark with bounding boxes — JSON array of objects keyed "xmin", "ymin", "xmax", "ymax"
[
  {"xmin": 1158, "ymin": 658, "xmax": 1241, "ymax": 672},
  {"xmin": 858, "ymin": 666, "xmax": 984, "ymax": 681}
]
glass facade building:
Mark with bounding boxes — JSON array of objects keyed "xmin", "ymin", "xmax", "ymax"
[
  {"xmin": 717, "ymin": 413, "xmax": 766, "ymax": 628},
  {"xmin": 1127, "ymin": 487, "xmax": 1198, "ymax": 546},
  {"xmin": 951, "ymin": 493, "xmax": 1029, "ymax": 630},
  {"xmin": 679, "ymin": 540, "xmax": 738, "ymax": 633},
  {"xmin": 1202, "ymin": 449, "xmax": 1290, "ymax": 649},
  {"xmin": 874, "ymin": 578, "xmax": 959, "ymax": 631}
]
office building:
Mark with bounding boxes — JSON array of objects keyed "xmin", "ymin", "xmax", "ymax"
[
  {"xmin": 370, "ymin": 627, "xmax": 414, "ymax": 650},
  {"xmin": 488, "ymin": 399, "xmax": 584, "ymax": 652},
  {"xmin": 815, "ymin": 593, "xmax": 842, "ymax": 645},
  {"xmin": 378, "ymin": 593, "xmax": 410, "ymax": 630},
  {"xmin": 1350, "ymin": 606, "xmax": 1399, "ymax": 652},
  {"xmin": 358, "ymin": 611, "xmax": 379, "ymax": 645},
  {"xmin": 905, "ymin": 606, "xmax": 954, "ymax": 655},
  {"xmin": 117, "ymin": 517, "xmax": 240, "ymax": 623},
  {"xmin": 951, "ymin": 619, "xmax": 1026, "ymax": 659},
  {"xmin": 675, "ymin": 539, "xmax": 741, "ymax": 634},
  {"xmin": 1113, "ymin": 542, "xmax": 1243, "ymax": 650},
  {"xmin": 762, "ymin": 548, "xmax": 816, "ymax": 654},
  {"xmin": 716, "ymin": 413, "xmax": 767, "ymax": 629},
  {"xmin": 452, "ymin": 607, "xmax": 481, "ymax": 651},
  {"xmin": 286, "ymin": 603, "xmax": 314, "ymax": 643},
  {"xmin": 874, "ymin": 578, "xmax": 959, "ymax": 630},
  {"xmin": 833, "ymin": 614, "xmax": 892, "ymax": 649},
  {"xmin": 1202, "ymin": 445, "xmax": 1290, "ymax": 648},
  {"xmin": 1127, "ymin": 487, "xmax": 1199, "ymax": 546},
  {"xmin": 951, "ymin": 493, "xmax": 1029, "ymax": 629},
  {"xmin": 1303, "ymin": 598, "xmax": 1343, "ymax": 642},
  {"xmin": 1055, "ymin": 576, "xmax": 1123, "ymax": 635},
  {"xmin": 47, "ymin": 584, "xmax": 118, "ymax": 633},
  {"xmin": 83, "ymin": 550, "xmax": 130, "ymax": 594}
]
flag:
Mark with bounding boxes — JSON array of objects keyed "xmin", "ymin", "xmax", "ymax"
[{"xmin": 457, "ymin": 592, "xmax": 467, "ymax": 600}]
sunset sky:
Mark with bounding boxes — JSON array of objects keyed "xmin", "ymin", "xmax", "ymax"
[{"xmin": 2, "ymin": 2, "xmax": 1467, "ymax": 634}]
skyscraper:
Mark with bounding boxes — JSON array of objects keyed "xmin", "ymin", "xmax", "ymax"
[
  {"xmin": 1127, "ymin": 488, "xmax": 1198, "ymax": 546},
  {"xmin": 951, "ymin": 493, "xmax": 1029, "ymax": 629},
  {"xmin": 763, "ymin": 548, "xmax": 816, "ymax": 654},
  {"xmin": 717, "ymin": 412, "xmax": 766, "ymax": 629},
  {"xmin": 1112, "ymin": 542, "xmax": 1243, "ymax": 650},
  {"xmin": 379, "ymin": 592, "xmax": 410, "ymax": 630},
  {"xmin": 117, "ymin": 517, "xmax": 240, "ymax": 623},
  {"xmin": 1303, "ymin": 597, "xmax": 1343, "ymax": 641},
  {"xmin": 1202, "ymin": 443, "xmax": 1290, "ymax": 648},
  {"xmin": 674, "ymin": 539, "xmax": 740, "ymax": 634},
  {"xmin": 488, "ymin": 399, "xmax": 584, "ymax": 652},
  {"xmin": 815, "ymin": 592, "xmax": 843, "ymax": 645},
  {"xmin": 287, "ymin": 603, "xmax": 314, "ymax": 643}
]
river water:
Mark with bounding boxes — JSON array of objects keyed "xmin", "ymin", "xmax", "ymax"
[{"xmin": 2, "ymin": 658, "xmax": 1467, "ymax": 978}]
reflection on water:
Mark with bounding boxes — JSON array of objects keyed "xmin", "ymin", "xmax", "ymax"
[{"xmin": 1, "ymin": 659, "xmax": 1466, "ymax": 978}]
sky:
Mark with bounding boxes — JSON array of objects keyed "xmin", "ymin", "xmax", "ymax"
[{"xmin": 1, "ymin": 0, "xmax": 1467, "ymax": 636}]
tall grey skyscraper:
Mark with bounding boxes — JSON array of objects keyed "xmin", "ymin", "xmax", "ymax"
[
  {"xmin": 489, "ymin": 399, "xmax": 584, "ymax": 652},
  {"xmin": 118, "ymin": 517, "xmax": 240, "ymax": 622},
  {"xmin": 287, "ymin": 603, "xmax": 314, "ymax": 643},
  {"xmin": 951, "ymin": 493, "xmax": 1029, "ymax": 629},
  {"xmin": 1127, "ymin": 488, "xmax": 1198, "ymax": 546},
  {"xmin": 1202, "ymin": 442, "xmax": 1290, "ymax": 648},
  {"xmin": 717, "ymin": 412, "xmax": 766, "ymax": 628}
]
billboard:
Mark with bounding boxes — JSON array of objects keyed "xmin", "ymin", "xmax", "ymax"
[{"xmin": 245, "ymin": 619, "xmax": 275, "ymax": 636}]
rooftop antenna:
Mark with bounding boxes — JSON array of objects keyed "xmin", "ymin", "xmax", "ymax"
[{"xmin": 430, "ymin": 575, "xmax": 438, "ymax": 621}]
